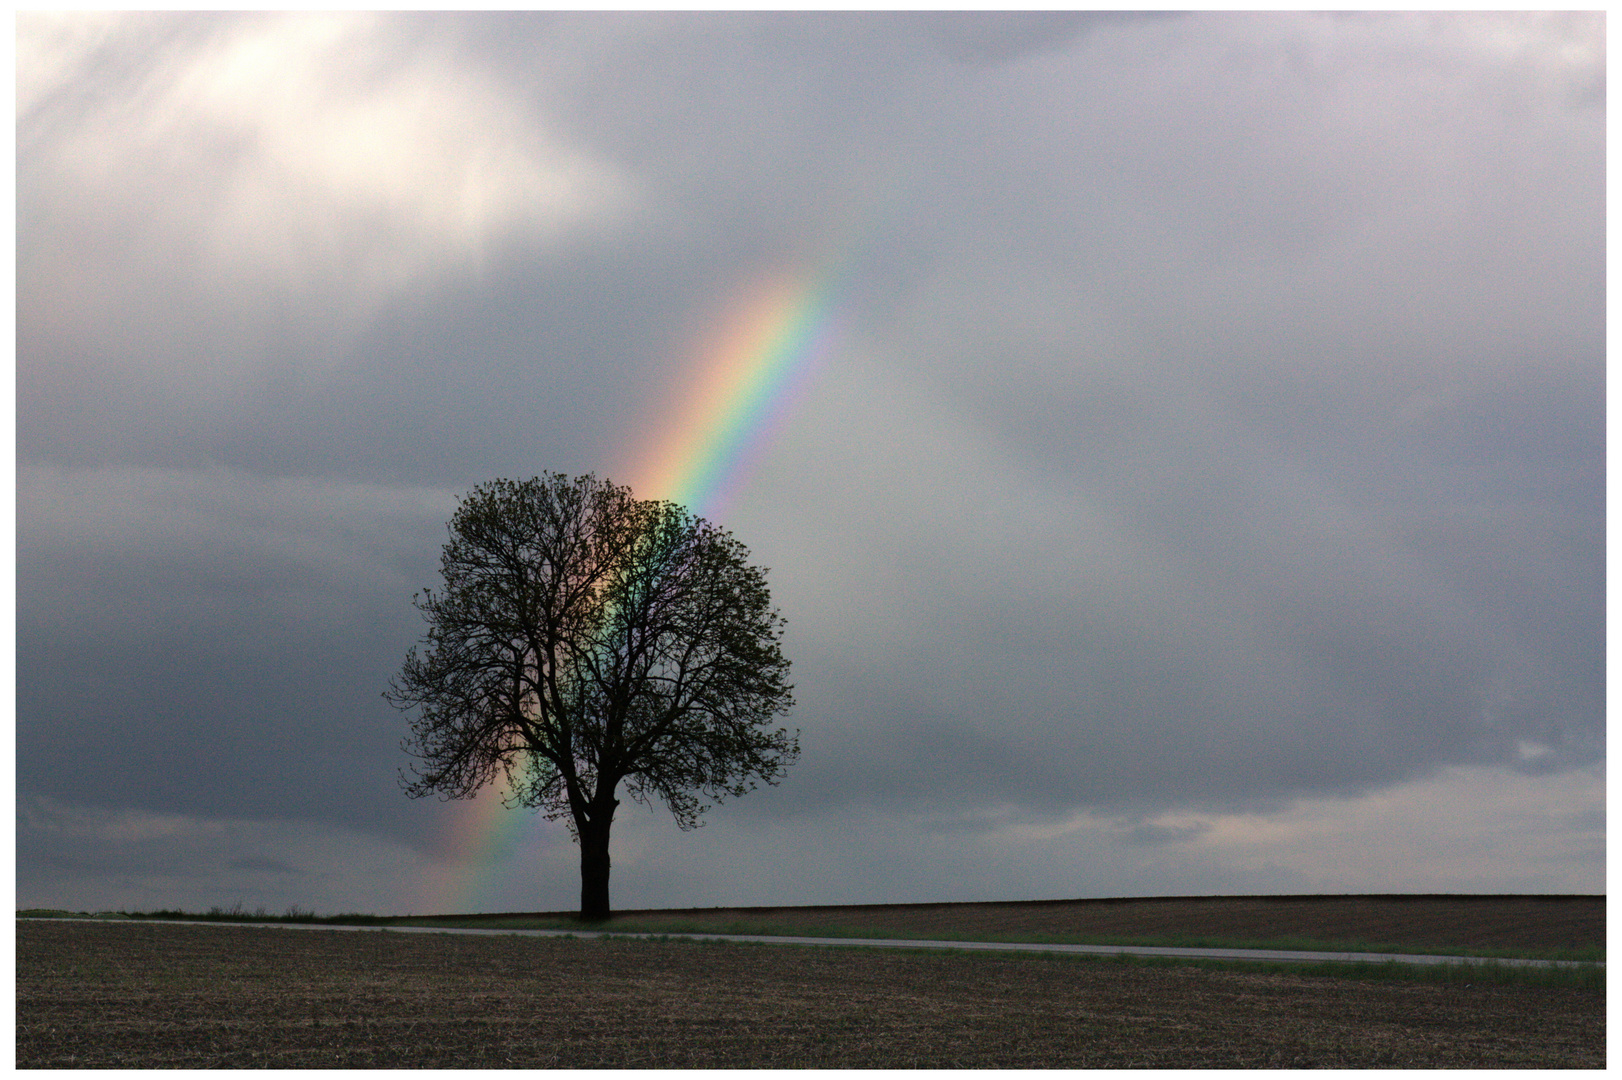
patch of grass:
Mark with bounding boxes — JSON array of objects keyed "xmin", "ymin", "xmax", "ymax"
[
  {"xmin": 1035, "ymin": 930, "xmax": 1604, "ymax": 964},
  {"xmin": 953, "ymin": 929, "xmax": 1605, "ymax": 964},
  {"xmin": 342, "ymin": 916, "xmax": 1608, "ymax": 990},
  {"xmin": 1060, "ymin": 946, "xmax": 1606, "ymax": 992},
  {"xmin": 117, "ymin": 905, "xmax": 394, "ymax": 927},
  {"xmin": 16, "ymin": 909, "xmax": 131, "ymax": 920},
  {"xmin": 619, "ymin": 928, "xmax": 1604, "ymax": 991}
]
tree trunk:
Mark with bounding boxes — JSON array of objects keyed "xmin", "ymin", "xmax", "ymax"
[{"xmin": 577, "ymin": 796, "xmax": 618, "ymax": 921}]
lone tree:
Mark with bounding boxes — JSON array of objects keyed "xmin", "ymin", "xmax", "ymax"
[{"xmin": 387, "ymin": 473, "xmax": 797, "ymax": 920}]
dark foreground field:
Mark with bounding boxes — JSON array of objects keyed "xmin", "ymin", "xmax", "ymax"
[{"xmin": 17, "ymin": 916, "xmax": 1604, "ymax": 1068}]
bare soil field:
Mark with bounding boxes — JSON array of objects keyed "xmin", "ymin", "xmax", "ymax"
[
  {"xmin": 440, "ymin": 892, "xmax": 1604, "ymax": 956},
  {"xmin": 17, "ymin": 917, "xmax": 1603, "ymax": 1068}
]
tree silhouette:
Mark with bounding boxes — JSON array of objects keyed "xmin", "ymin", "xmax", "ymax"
[{"xmin": 388, "ymin": 473, "xmax": 797, "ymax": 920}]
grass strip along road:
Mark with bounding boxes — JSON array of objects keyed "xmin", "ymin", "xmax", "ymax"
[{"xmin": 44, "ymin": 916, "xmax": 1595, "ymax": 969}]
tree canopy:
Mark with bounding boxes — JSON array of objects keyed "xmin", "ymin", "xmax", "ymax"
[{"xmin": 387, "ymin": 473, "xmax": 797, "ymax": 919}]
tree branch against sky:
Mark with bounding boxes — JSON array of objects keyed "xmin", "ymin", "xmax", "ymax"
[{"xmin": 388, "ymin": 474, "xmax": 797, "ymax": 918}]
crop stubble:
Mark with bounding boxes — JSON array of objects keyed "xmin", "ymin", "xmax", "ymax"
[{"xmin": 16, "ymin": 920, "xmax": 1602, "ymax": 1068}]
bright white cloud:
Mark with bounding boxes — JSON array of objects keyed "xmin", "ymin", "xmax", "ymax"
[
  {"xmin": 18, "ymin": 11, "xmax": 639, "ymax": 379},
  {"xmin": 1432, "ymin": 11, "xmax": 1604, "ymax": 87},
  {"xmin": 15, "ymin": 10, "xmax": 125, "ymax": 117}
]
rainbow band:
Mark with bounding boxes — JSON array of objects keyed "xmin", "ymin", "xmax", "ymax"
[
  {"xmin": 415, "ymin": 261, "xmax": 849, "ymax": 915},
  {"xmin": 637, "ymin": 267, "xmax": 846, "ymax": 517}
]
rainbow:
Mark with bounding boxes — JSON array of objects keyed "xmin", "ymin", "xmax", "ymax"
[
  {"xmin": 414, "ymin": 260, "xmax": 851, "ymax": 915},
  {"xmin": 631, "ymin": 264, "xmax": 848, "ymax": 516}
]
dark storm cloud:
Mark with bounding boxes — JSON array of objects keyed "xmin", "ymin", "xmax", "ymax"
[
  {"xmin": 16, "ymin": 12, "xmax": 1604, "ymax": 909},
  {"xmin": 17, "ymin": 466, "xmax": 455, "ymax": 838}
]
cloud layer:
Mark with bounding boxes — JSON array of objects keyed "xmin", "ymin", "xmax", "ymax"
[{"xmin": 17, "ymin": 12, "xmax": 1604, "ymax": 913}]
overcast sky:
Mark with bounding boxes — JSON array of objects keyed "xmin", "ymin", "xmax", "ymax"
[{"xmin": 17, "ymin": 11, "xmax": 1604, "ymax": 916}]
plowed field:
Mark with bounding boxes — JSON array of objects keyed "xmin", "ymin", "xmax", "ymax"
[{"xmin": 17, "ymin": 914, "xmax": 1603, "ymax": 1068}]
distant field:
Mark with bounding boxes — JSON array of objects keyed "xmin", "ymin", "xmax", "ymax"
[
  {"xmin": 404, "ymin": 892, "xmax": 1604, "ymax": 960},
  {"xmin": 16, "ymin": 916, "xmax": 1603, "ymax": 1068}
]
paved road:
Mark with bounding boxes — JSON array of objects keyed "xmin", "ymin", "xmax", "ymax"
[{"xmin": 40, "ymin": 919, "xmax": 1597, "ymax": 970}]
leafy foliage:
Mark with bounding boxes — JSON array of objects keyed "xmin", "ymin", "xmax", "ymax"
[{"xmin": 388, "ymin": 473, "xmax": 797, "ymax": 869}]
